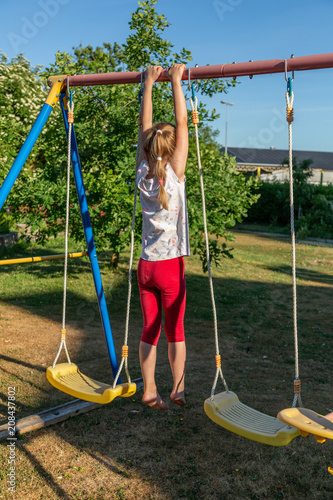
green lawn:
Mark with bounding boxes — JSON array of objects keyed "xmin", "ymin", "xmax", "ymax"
[{"xmin": 0, "ymin": 232, "xmax": 332, "ymax": 499}]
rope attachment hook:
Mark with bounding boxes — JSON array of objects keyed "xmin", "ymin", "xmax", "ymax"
[
  {"xmin": 285, "ymin": 57, "xmax": 294, "ymax": 123},
  {"xmin": 66, "ymin": 76, "xmax": 75, "ymax": 124}
]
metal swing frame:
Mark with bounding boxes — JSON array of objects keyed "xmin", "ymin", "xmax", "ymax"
[{"xmin": 1, "ymin": 51, "xmax": 332, "ymax": 420}]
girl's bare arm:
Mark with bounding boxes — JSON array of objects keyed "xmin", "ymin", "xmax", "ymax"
[
  {"xmin": 137, "ymin": 66, "xmax": 163, "ymax": 166},
  {"xmin": 168, "ymin": 64, "xmax": 188, "ymax": 182}
]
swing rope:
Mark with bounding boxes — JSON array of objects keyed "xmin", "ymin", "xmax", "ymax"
[
  {"xmin": 285, "ymin": 77, "xmax": 303, "ymax": 408},
  {"xmin": 112, "ymin": 80, "xmax": 144, "ymax": 389},
  {"xmin": 47, "ymin": 80, "xmax": 137, "ymax": 404},
  {"xmin": 190, "ymin": 90, "xmax": 228, "ymax": 397},
  {"xmin": 52, "ymin": 85, "xmax": 74, "ymax": 368},
  {"xmin": 194, "ymin": 73, "xmax": 299, "ymax": 446}
]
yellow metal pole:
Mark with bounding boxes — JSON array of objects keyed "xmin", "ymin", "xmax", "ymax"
[
  {"xmin": 0, "ymin": 252, "xmax": 88, "ymax": 266},
  {"xmin": 46, "ymin": 75, "xmax": 68, "ymax": 108}
]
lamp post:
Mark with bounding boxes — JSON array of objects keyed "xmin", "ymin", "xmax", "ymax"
[{"xmin": 221, "ymin": 100, "xmax": 234, "ymax": 155}]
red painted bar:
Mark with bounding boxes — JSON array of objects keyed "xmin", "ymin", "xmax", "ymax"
[{"xmin": 62, "ymin": 53, "xmax": 333, "ymax": 88}]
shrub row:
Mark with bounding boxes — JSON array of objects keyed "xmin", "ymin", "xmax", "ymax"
[{"xmin": 246, "ymin": 182, "xmax": 333, "ymax": 239}]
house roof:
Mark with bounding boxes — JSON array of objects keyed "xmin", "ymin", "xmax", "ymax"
[{"xmin": 221, "ymin": 147, "xmax": 333, "ymax": 172}]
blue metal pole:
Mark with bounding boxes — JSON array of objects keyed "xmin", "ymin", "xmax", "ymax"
[
  {"xmin": 59, "ymin": 94, "xmax": 120, "ymax": 380},
  {"xmin": 0, "ymin": 104, "xmax": 53, "ymax": 210}
]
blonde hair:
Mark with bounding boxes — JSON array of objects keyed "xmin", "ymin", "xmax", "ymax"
[{"xmin": 143, "ymin": 122, "xmax": 176, "ymax": 210}]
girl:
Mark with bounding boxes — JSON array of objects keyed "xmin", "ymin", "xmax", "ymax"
[{"xmin": 136, "ymin": 64, "xmax": 189, "ymax": 410}]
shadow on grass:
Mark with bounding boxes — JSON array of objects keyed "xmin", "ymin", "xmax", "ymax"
[
  {"xmin": 1, "ymin": 267, "xmax": 332, "ymax": 370},
  {"xmin": 1, "ymin": 272, "xmax": 331, "ymax": 400},
  {"xmin": 1, "ymin": 354, "xmax": 47, "ymax": 373},
  {"xmin": 1, "ymin": 268, "xmax": 333, "ymax": 499},
  {"xmin": 262, "ymin": 264, "xmax": 333, "ymax": 286},
  {"xmin": 19, "ymin": 443, "xmax": 72, "ymax": 500}
]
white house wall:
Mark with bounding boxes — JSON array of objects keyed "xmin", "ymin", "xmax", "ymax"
[{"xmin": 260, "ymin": 169, "xmax": 333, "ymax": 185}]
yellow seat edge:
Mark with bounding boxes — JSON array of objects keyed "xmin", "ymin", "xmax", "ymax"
[
  {"xmin": 277, "ymin": 408, "xmax": 333, "ymax": 440},
  {"xmin": 46, "ymin": 365, "xmax": 136, "ymax": 404},
  {"xmin": 204, "ymin": 398, "xmax": 299, "ymax": 447}
]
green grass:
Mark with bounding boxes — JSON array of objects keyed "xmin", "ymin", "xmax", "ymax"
[{"xmin": 0, "ymin": 232, "xmax": 333, "ymax": 499}]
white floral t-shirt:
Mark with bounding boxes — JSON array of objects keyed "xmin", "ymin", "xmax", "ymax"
[{"xmin": 137, "ymin": 159, "xmax": 190, "ymax": 261}]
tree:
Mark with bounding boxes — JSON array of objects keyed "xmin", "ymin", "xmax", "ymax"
[
  {"xmin": 0, "ymin": 52, "xmax": 60, "ymax": 235},
  {"xmin": 186, "ymin": 125, "xmax": 259, "ymax": 270},
  {"xmin": 1, "ymin": 0, "xmax": 259, "ymax": 270},
  {"xmin": 0, "ymin": 53, "xmax": 45, "ymax": 171}
]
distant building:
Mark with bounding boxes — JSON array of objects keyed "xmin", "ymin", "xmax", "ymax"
[{"xmin": 221, "ymin": 147, "xmax": 333, "ymax": 185}]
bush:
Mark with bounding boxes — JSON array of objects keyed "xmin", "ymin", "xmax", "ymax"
[
  {"xmin": 246, "ymin": 182, "xmax": 333, "ymax": 239},
  {"xmin": 245, "ymin": 182, "xmax": 290, "ymax": 227},
  {"xmin": 0, "ymin": 208, "xmax": 15, "ymax": 234}
]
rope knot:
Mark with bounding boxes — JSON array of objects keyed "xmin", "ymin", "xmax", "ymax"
[
  {"xmin": 286, "ymin": 107, "xmax": 294, "ymax": 123},
  {"xmin": 215, "ymin": 355, "xmax": 221, "ymax": 368},
  {"xmin": 294, "ymin": 379, "xmax": 301, "ymax": 394},
  {"xmin": 122, "ymin": 345, "xmax": 129, "ymax": 358},
  {"xmin": 191, "ymin": 110, "xmax": 199, "ymax": 125}
]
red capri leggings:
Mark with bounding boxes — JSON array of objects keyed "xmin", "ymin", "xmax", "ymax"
[{"xmin": 137, "ymin": 257, "xmax": 186, "ymax": 346}]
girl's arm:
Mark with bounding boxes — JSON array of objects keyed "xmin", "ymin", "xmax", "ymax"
[
  {"xmin": 137, "ymin": 66, "xmax": 164, "ymax": 166},
  {"xmin": 168, "ymin": 64, "xmax": 188, "ymax": 182}
]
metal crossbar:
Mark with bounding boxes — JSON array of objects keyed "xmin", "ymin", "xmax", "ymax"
[{"xmin": 49, "ymin": 53, "xmax": 333, "ymax": 89}]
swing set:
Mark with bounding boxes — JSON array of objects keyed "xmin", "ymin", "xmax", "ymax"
[{"xmin": 0, "ymin": 53, "xmax": 332, "ymax": 445}]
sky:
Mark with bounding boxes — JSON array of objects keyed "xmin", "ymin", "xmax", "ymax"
[{"xmin": 1, "ymin": 0, "xmax": 333, "ymax": 152}]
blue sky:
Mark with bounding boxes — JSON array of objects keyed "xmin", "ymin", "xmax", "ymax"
[{"xmin": 1, "ymin": 0, "xmax": 333, "ymax": 152}]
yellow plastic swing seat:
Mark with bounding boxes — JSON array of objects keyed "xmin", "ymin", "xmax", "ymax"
[
  {"xmin": 277, "ymin": 407, "xmax": 333, "ymax": 443},
  {"xmin": 46, "ymin": 363, "xmax": 136, "ymax": 404},
  {"xmin": 204, "ymin": 391, "xmax": 299, "ymax": 447}
]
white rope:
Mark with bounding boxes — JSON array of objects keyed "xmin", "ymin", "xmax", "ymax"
[
  {"xmin": 52, "ymin": 96, "xmax": 74, "ymax": 368},
  {"xmin": 112, "ymin": 88, "xmax": 143, "ymax": 388},
  {"xmin": 286, "ymin": 89, "xmax": 303, "ymax": 408},
  {"xmin": 190, "ymin": 96, "xmax": 228, "ymax": 397}
]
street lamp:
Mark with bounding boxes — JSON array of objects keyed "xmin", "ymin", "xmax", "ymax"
[{"xmin": 221, "ymin": 100, "xmax": 234, "ymax": 155}]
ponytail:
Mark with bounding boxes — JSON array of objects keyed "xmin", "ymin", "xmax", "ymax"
[
  {"xmin": 143, "ymin": 123, "xmax": 176, "ymax": 211},
  {"xmin": 156, "ymin": 155, "xmax": 168, "ymax": 210}
]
